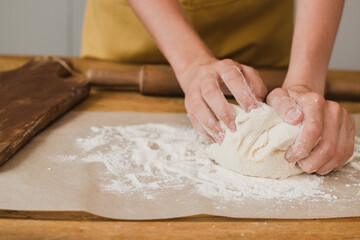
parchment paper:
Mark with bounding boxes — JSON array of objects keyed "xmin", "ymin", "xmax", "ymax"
[{"xmin": 0, "ymin": 111, "xmax": 359, "ymax": 220}]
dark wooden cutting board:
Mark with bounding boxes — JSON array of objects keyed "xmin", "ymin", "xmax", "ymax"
[{"xmin": 0, "ymin": 58, "xmax": 89, "ymax": 166}]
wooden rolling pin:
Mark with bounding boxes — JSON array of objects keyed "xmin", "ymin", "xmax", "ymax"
[{"xmin": 87, "ymin": 65, "xmax": 360, "ymax": 101}]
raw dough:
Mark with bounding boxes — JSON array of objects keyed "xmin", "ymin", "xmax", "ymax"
[{"xmin": 207, "ymin": 103, "xmax": 304, "ymax": 179}]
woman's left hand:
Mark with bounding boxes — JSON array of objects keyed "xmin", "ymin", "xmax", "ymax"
[{"xmin": 267, "ymin": 85, "xmax": 355, "ymax": 175}]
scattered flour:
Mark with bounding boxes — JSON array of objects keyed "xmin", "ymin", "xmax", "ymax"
[{"xmin": 53, "ymin": 123, "xmax": 360, "ymax": 202}]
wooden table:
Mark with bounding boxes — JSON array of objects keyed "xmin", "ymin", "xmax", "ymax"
[{"xmin": 0, "ymin": 55, "xmax": 360, "ymax": 240}]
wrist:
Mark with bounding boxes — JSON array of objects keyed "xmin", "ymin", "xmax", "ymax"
[
  {"xmin": 170, "ymin": 48, "xmax": 214, "ymax": 74},
  {"xmin": 283, "ymin": 67, "xmax": 326, "ymax": 94},
  {"xmin": 172, "ymin": 54, "xmax": 216, "ymax": 91}
]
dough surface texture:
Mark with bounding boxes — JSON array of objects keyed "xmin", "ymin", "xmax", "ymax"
[{"xmin": 207, "ymin": 103, "xmax": 304, "ymax": 179}]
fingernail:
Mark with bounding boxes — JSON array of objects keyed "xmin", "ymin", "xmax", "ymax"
[
  {"xmin": 230, "ymin": 122, "xmax": 237, "ymax": 132},
  {"xmin": 214, "ymin": 131, "xmax": 225, "ymax": 144},
  {"xmin": 297, "ymin": 159, "xmax": 304, "ymax": 167},
  {"xmin": 318, "ymin": 170, "xmax": 331, "ymax": 176},
  {"xmin": 204, "ymin": 134, "xmax": 214, "ymax": 144},
  {"xmin": 285, "ymin": 147, "xmax": 295, "ymax": 161},
  {"xmin": 287, "ymin": 149, "xmax": 309, "ymax": 163},
  {"xmin": 247, "ymin": 103, "xmax": 258, "ymax": 112},
  {"xmin": 286, "ymin": 149, "xmax": 308, "ymax": 162},
  {"xmin": 286, "ymin": 108, "xmax": 301, "ymax": 122}
]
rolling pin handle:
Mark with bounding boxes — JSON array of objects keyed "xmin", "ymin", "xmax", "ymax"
[{"xmin": 87, "ymin": 68, "xmax": 139, "ymax": 88}]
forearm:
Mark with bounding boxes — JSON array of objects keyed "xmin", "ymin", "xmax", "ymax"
[
  {"xmin": 127, "ymin": 0, "xmax": 214, "ymax": 76},
  {"xmin": 283, "ymin": 0, "xmax": 344, "ymax": 94}
]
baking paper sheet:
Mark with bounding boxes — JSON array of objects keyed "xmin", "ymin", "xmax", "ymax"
[{"xmin": 0, "ymin": 111, "xmax": 359, "ymax": 220}]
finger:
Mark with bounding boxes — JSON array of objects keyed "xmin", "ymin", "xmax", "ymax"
[
  {"xmin": 187, "ymin": 112, "xmax": 215, "ymax": 143},
  {"xmin": 267, "ymin": 88, "xmax": 303, "ymax": 125},
  {"xmin": 239, "ymin": 64, "xmax": 268, "ymax": 101},
  {"xmin": 333, "ymin": 114, "xmax": 355, "ymax": 171},
  {"xmin": 296, "ymin": 103, "xmax": 340, "ymax": 173},
  {"xmin": 201, "ymin": 76, "xmax": 237, "ymax": 132},
  {"xmin": 285, "ymin": 92, "xmax": 325, "ymax": 162},
  {"xmin": 316, "ymin": 108, "xmax": 346, "ymax": 175},
  {"xmin": 316, "ymin": 112, "xmax": 346, "ymax": 175},
  {"xmin": 185, "ymin": 92, "xmax": 225, "ymax": 143},
  {"xmin": 218, "ymin": 63, "xmax": 258, "ymax": 112}
]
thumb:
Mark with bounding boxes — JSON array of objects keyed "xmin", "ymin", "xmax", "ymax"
[{"xmin": 267, "ymin": 88, "xmax": 303, "ymax": 125}]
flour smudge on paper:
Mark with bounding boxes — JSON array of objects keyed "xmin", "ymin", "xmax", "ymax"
[{"xmin": 53, "ymin": 123, "xmax": 360, "ymax": 202}]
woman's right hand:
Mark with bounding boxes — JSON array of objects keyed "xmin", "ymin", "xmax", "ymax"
[
  {"xmin": 127, "ymin": 1, "xmax": 267, "ymax": 142},
  {"xmin": 176, "ymin": 57, "xmax": 268, "ymax": 143}
]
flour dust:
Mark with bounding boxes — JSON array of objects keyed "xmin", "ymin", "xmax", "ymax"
[{"xmin": 53, "ymin": 123, "xmax": 360, "ymax": 203}]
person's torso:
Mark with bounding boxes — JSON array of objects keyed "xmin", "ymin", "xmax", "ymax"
[{"xmin": 81, "ymin": 0, "xmax": 294, "ymax": 68}]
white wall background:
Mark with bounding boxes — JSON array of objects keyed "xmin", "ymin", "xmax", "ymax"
[
  {"xmin": 0, "ymin": 0, "xmax": 86, "ymax": 56},
  {"xmin": 0, "ymin": 0, "xmax": 359, "ymax": 70},
  {"xmin": 329, "ymin": 0, "xmax": 360, "ymax": 70}
]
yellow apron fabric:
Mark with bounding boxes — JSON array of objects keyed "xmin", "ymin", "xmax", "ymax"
[{"xmin": 81, "ymin": 0, "xmax": 294, "ymax": 68}]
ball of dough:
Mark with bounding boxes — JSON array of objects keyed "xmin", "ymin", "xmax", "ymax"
[{"xmin": 207, "ymin": 103, "xmax": 304, "ymax": 179}]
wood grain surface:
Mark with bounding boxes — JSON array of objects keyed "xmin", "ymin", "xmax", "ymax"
[
  {"xmin": 0, "ymin": 55, "xmax": 360, "ymax": 240},
  {"xmin": 0, "ymin": 58, "xmax": 89, "ymax": 166}
]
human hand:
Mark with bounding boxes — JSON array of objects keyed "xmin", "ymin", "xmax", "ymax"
[
  {"xmin": 267, "ymin": 85, "xmax": 355, "ymax": 175},
  {"xmin": 177, "ymin": 57, "xmax": 267, "ymax": 143}
]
